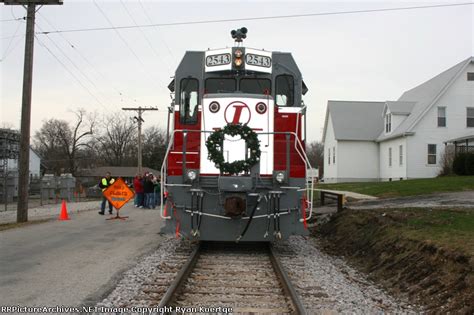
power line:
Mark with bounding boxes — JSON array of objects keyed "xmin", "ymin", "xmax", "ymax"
[
  {"xmin": 36, "ymin": 24, "xmax": 105, "ymax": 94},
  {"xmin": 137, "ymin": 0, "xmax": 175, "ymax": 64},
  {"xmin": 119, "ymin": 0, "xmax": 171, "ymax": 72},
  {"xmin": 1, "ymin": 19, "xmax": 23, "ymax": 61},
  {"xmin": 35, "ymin": 34, "xmax": 108, "ymax": 111},
  {"xmin": 0, "ymin": 17, "xmax": 25, "ymax": 22},
  {"xmin": 36, "ymin": 2, "xmax": 473, "ymax": 35},
  {"xmin": 92, "ymin": 0, "xmax": 166, "ymax": 87},
  {"xmin": 37, "ymin": 12, "xmax": 138, "ymax": 104}
]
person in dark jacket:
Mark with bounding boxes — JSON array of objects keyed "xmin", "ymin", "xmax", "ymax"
[
  {"xmin": 143, "ymin": 174, "xmax": 155, "ymax": 209},
  {"xmin": 133, "ymin": 174, "xmax": 144, "ymax": 208},
  {"xmin": 99, "ymin": 171, "xmax": 115, "ymax": 215}
]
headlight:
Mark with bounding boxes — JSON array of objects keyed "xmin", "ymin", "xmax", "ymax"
[
  {"xmin": 275, "ymin": 172, "xmax": 285, "ymax": 183},
  {"xmin": 187, "ymin": 170, "xmax": 197, "ymax": 181},
  {"xmin": 234, "ymin": 58, "xmax": 243, "ymax": 67}
]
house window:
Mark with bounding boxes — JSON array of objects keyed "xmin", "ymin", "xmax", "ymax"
[
  {"xmin": 437, "ymin": 107, "xmax": 446, "ymax": 127},
  {"xmin": 399, "ymin": 145, "xmax": 403, "ymax": 166},
  {"xmin": 467, "ymin": 108, "xmax": 474, "ymax": 127},
  {"xmin": 428, "ymin": 144, "xmax": 437, "ymax": 164},
  {"xmin": 328, "ymin": 148, "xmax": 331, "ymax": 165},
  {"xmin": 333, "ymin": 147, "xmax": 336, "ymax": 164},
  {"xmin": 388, "ymin": 147, "xmax": 392, "ymax": 167},
  {"xmin": 385, "ymin": 113, "xmax": 392, "ymax": 133},
  {"xmin": 468, "ymin": 72, "xmax": 474, "ymax": 81}
]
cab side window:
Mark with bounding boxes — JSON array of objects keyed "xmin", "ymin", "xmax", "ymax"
[
  {"xmin": 180, "ymin": 78, "xmax": 199, "ymax": 124},
  {"xmin": 275, "ymin": 75, "xmax": 294, "ymax": 106}
]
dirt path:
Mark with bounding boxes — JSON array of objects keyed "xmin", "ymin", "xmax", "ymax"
[{"xmin": 348, "ymin": 191, "xmax": 474, "ymax": 209}]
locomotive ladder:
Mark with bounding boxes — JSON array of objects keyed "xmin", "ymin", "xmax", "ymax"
[{"xmin": 158, "ymin": 242, "xmax": 306, "ymax": 314}]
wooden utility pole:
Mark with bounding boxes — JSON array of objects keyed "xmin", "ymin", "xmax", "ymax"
[
  {"xmin": 2, "ymin": 0, "xmax": 63, "ymax": 222},
  {"xmin": 122, "ymin": 107, "xmax": 158, "ymax": 174}
]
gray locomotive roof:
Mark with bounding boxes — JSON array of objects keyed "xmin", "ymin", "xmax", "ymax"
[
  {"xmin": 323, "ymin": 100, "xmax": 385, "ymax": 141},
  {"xmin": 377, "ymin": 56, "xmax": 473, "ymax": 141}
]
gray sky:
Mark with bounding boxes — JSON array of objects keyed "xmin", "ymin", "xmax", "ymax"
[{"xmin": 1, "ymin": 0, "xmax": 473, "ymax": 142}]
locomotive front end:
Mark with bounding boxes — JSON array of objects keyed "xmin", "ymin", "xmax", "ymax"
[{"xmin": 161, "ymin": 29, "xmax": 313, "ymax": 242}]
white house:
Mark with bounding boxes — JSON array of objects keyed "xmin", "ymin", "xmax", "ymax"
[
  {"xmin": 7, "ymin": 147, "xmax": 42, "ymax": 179},
  {"xmin": 322, "ymin": 57, "xmax": 474, "ymax": 183}
]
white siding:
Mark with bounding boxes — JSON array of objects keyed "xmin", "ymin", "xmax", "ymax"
[
  {"xmin": 407, "ymin": 62, "xmax": 474, "ymax": 178},
  {"xmin": 323, "ymin": 115, "xmax": 338, "ymax": 182},
  {"xmin": 7, "ymin": 148, "xmax": 41, "ymax": 178},
  {"xmin": 337, "ymin": 140, "xmax": 379, "ymax": 182},
  {"xmin": 391, "ymin": 114, "xmax": 408, "ymax": 133},
  {"xmin": 379, "ymin": 137, "xmax": 407, "ymax": 180}
]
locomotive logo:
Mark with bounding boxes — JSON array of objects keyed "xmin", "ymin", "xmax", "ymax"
[{"xmin": 224, "ymin": 101, "xmax": 251, "ymax": 125}]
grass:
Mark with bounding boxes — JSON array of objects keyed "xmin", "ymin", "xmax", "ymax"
[
  {"xmin": 393, "ymin": 208, "xmax": 474, "ymax": 256},
  {"xmin": 318, "ymin": 176, "xmax": 474, "ymax": 198}
]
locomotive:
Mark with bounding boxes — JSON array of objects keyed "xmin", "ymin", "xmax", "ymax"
[{"xmin": 160, "ymin": 28, "xmax": 314, "ymax": 242}]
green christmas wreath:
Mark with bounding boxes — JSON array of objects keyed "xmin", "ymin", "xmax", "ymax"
[{"xmin": 206, "ymin": 123, "xmax": 261, "ymax": 174}]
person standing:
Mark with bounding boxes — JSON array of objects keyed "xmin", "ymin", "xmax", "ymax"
[
  {"xmin": 143, "ymin": 174, "xmax": 155, "ymax": 209},
  {"xmin": 133, "ymin": 174, "xmax": 144, "ymax": 208},
  {"xmin": 99, "ymin": 171, "xmax": 115, "ymax": 215}
]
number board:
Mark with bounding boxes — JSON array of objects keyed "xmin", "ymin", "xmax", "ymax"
[
  {"xmin": 206, "ymin": 53, "xmax": 231, "ymax": 67},
  {"xmin": 205, "ymin": 48, "xmax": 232, "ymax": 72},
  {"xmin": 103, "ymin": 177, "xmax": 135, "ymax": 210},
  {"xmin": 244, "ymin": 48, "xmax": 272, "ymax": 73},
  {"xmin": 245, "ymin": 53, "xmax": 271, "ymax": 68}
]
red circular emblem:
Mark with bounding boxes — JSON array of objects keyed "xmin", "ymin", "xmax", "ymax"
[{"xmin": 224, "ymin": 101, "xmax": 251, "ymax": 125}]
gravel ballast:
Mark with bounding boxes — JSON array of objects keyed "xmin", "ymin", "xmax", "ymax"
[{"xmin": 97, "ymin": 236, "xmax": 420, "ymax": 313}]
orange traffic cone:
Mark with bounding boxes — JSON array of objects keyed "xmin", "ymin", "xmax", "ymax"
[
  {"xmin": 163, "ymin": 202, "xmax": 168, "ymax": 217},
  {"xmin": 58, "ymin": 200, "xmax": 70, "ymax": 220}
]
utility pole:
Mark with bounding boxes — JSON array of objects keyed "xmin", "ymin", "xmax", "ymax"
[
  {"xmin": 2, "ymin": 0, "xmax": 63, "ymax": 223},
  {"xmin": 122, "ymin": 107, "xmax": 158, "ymax": 174}
]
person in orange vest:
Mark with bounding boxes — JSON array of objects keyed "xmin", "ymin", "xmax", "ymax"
[{"xmin": 98, "ymin": 171, "xmax": 115, "ymax": 215}]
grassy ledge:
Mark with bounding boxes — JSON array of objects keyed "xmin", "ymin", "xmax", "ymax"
[
  {"xmin": 318, "ymin": 176, "xmax": 474, "ymax": 198},
  {"xmin": 316, "ymin": 207, "xmax": 474, "ymax": 313}
]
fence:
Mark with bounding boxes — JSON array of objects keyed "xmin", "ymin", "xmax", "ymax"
[{"xmin": 0, "ymin": 174, "xmax": 97, "ymax": 212}]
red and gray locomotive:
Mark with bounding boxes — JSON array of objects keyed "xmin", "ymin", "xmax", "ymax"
[{"xmin": 161, "ymin": 28, "xmax": 314, "ymax": 242}]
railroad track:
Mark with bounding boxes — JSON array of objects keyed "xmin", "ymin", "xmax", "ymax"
[{"xmin": 158, "ymin": 242, "xmax": 306, "ymax": 314}]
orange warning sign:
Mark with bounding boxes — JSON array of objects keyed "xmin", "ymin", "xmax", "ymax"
[{"xmin": 103, "ymin": 177, "xmax": 135, "ymax": 210}]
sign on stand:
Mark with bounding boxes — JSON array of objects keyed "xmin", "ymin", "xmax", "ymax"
[{"xmin": 102, "ymin": 177, "xmax": 134, "ymax": 220}]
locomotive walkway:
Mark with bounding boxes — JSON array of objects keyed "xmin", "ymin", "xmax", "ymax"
[{"xmin": 0, "ymin": 203, "xmax": 164, "ymax": 308}]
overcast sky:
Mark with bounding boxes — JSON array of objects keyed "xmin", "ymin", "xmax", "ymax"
[{"xmin": 1, "ymin": 0, "xmax": 473, "ymax": 142}]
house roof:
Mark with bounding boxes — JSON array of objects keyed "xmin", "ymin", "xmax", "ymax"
[
  {"xmin": 78, "ymin": 166, "xmax": 160, "ymax": 178},
  {"xmin": 323, "ymin": 100, "xmax": 385, "ymax": 142},
  {"xmin": 444, "ymin": 132, "xmax": 474, "ymax": 144},
  {"xmin": 377, "ymin": 56, "xmax": 473, "ymax": 142},
  {"xmin": 385, "ymin": 101, "xmax": 416, "ymax": 115}
]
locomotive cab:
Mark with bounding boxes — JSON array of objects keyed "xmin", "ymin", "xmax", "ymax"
[{"xmin": 161, "ymin": 28, "xmax": 313, "ymax": 242}]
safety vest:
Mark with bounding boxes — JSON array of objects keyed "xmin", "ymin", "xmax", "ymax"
[{"xmin": 100, "ymin": 177, "xmax": 115, "ymax": 191}]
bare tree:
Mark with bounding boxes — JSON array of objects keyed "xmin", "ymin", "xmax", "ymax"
[
  {"xmin": 439, "ymin": 144, "xmax": 455, "ymax": 176},
  {"xmin": 306, "ymin": 141, "xmax": 324, "ymax": 169},
  {"xmin": 33, "ymin": 109, "xmax": 95, "ymax": 175},
  {"xmin": 95, "ymin": 112, "xmax": 137, "ymax": 166},
  {"xmin": 33, "ymin": 119, "xmax": 70, "ymax": 175},
  {"xmin": 142, "ymin": 126, "xmax": 167, "ymax": 171}
]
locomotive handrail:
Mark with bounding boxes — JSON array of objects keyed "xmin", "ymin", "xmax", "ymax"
[{"xmin": 160, "ymin": 129, "xmax": 314, "ymax": 221}]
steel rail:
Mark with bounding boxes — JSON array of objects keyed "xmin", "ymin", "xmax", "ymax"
[
  {"xmin": 269, "ymin": 244, "xmax": 307, "ymax": 315},
  {"xmin": 157, "ymin": 241, "xmax": 306, "ymax": 314},
  {"xmin": 157, "ymin": 242, "xmax": 201, "ymax": 308}
]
